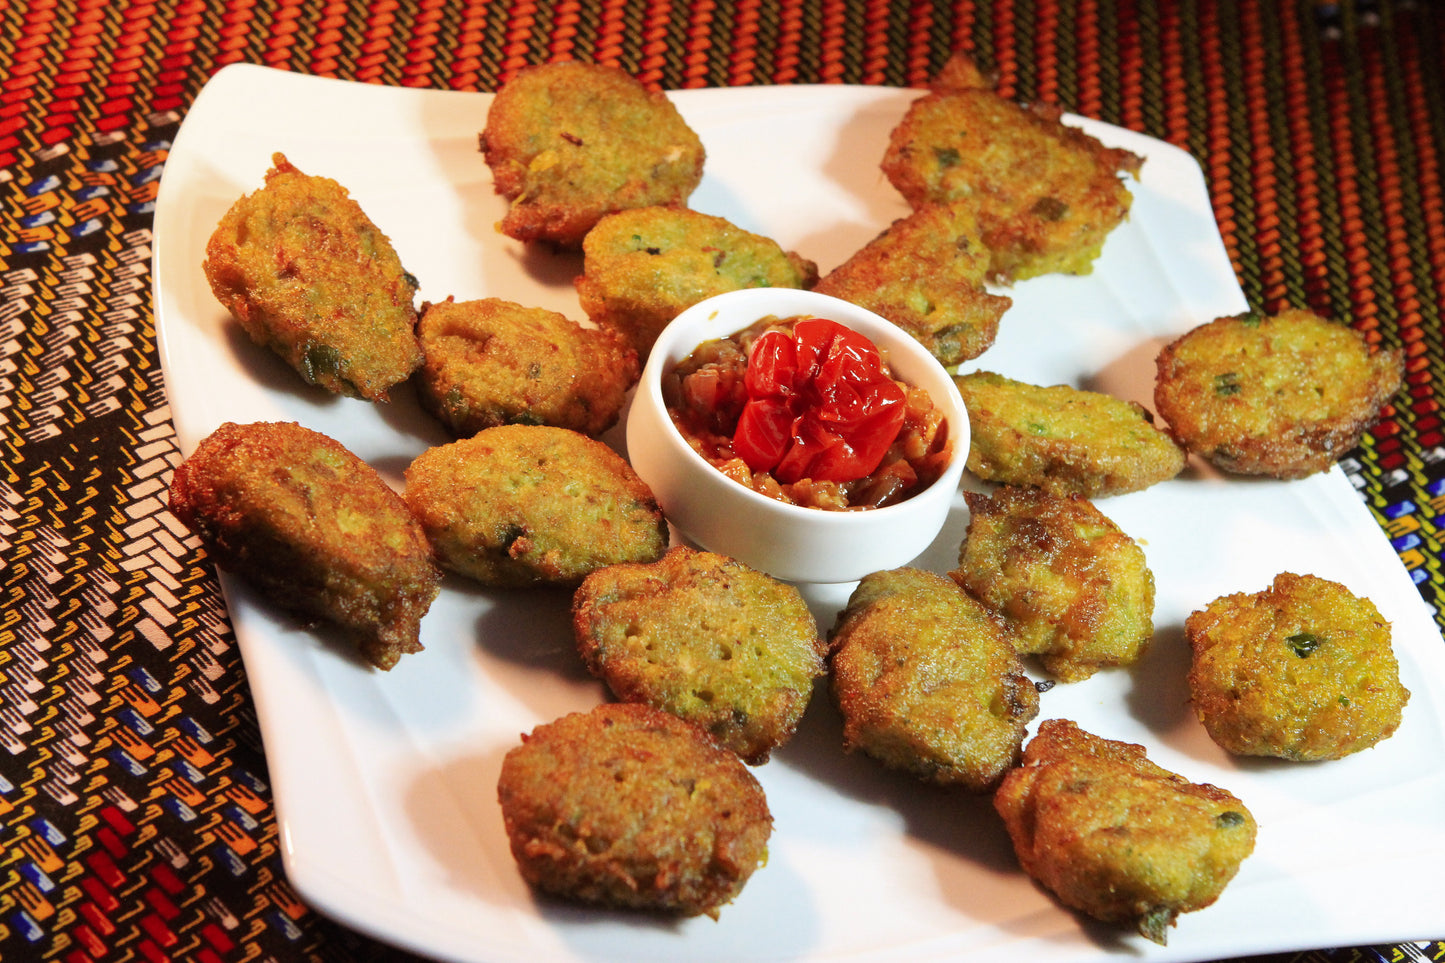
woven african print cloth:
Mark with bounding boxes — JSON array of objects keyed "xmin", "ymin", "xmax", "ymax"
[{"xmin": 2, "ymin": 1, "xmax": 1443, "ymax": 961}]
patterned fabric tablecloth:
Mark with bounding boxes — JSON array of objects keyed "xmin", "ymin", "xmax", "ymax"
[{"xmin": 1, "ymin": 1, "xmax": 1441, "ymax": 961}]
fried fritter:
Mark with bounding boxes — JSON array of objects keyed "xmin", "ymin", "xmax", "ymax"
[
  {"xmin": 497, "ymin": 702, "xmax": 771, "ymax": 918},
  {"xmin": 952, "ymin": 486, "xmax": 1154, "ymax": 682},
  {"xmin": 1185, "ymin": 572, "xmax": 1409, "ymax": 761},
  {"xmin": 480, "ymin": 61, "xmax": 705, "ymax": 248},
  {"xmin": 827, "ymin": 567, "xmax": 1039, "ymax": 791},
  {"xmin": 572, "ymin": 546, "xmax": 825, "ymax": 764},
  {"xmin": 880, "ymin": 72, "xmax": 1142, "ymax": 282},
  {"xmin": 168, "ymin": 421, "xmax": 440, "ymax": 670},
  {"xmin": 812, "ymin": 202, "xmax": 1013, "ymax": 366},
  {"xmin": 415, "ymin": 297, "xmax": 639, "ymax": 438},
  {"xmin": 954, "ymin": 370, "xmax": 1185, "ymax": 497},
  {"xmin": 403, "ymin": 425, "xmax": 666, "ymax": 588},
  {"xmin": 575, "ymin": 206, "xmax": 820, "ymax": 358},
  {"xmin": 1154, "ymin": 308, "xmax": 1405, "ymax": 479},
  {"xmin": 994, "ymin": 719, "xmax": 1257, "ymax": 945},
  {"xmin": 203, "ymin": 153, "xmax": 422, "ymax": 401}
]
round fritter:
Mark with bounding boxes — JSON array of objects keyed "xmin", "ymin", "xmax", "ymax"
[
  {"xmin": 575, "ymin": 206, "xmax": 820, "ymax": 358},
  {"xmin": 167, "ymin": 421, "xmax": 440, "ymax": 670},
  {"xmin": 416, "ymin": 297, "xmax": 639, "ymax": 438},
  {"xmin": 952, "ymin": 485, "xmax": 1154, "ymax": 683},
  {"xmin": 954, "ymin": 370, "xmax": 1185, "ymax": 497},
  {"xmin": 480, "ymin": 61, "xmax": 705, "ymax": 248},
  {"xmin": 203, "ymin": 153, "xmax": 422, "ymax": 401},
  {"xmin": 1185, "ymin": 572, "xmax": 1409, "ymax": 761},
  {"xmin": 880, "ymin": 87, "xmax": 1142, "ymax": 282},
  {"xmin": 1154, "ymin": 309, "xmax": 1405, "ymax": 479},
  {"xmin": 497, "ymin": 702, "xmax": 771, "ymax": 918},
  {"xmin": 812, "ymin": 202, "xmax": 1013, "ymax": 366},
  {"xmin": 403, "ymin": 425, "xmax": 667, "ymax": 588},
  {"xmin": 994, "ymin": 719, "xmax": 1257, "ymax": 946},
  {"xmin": 827, "ymin": 567, "xmax": 1039, "ymax": 791},
  {"xmin": 572, "ymin": 546, "xmax": 825, "ymax": 764}
]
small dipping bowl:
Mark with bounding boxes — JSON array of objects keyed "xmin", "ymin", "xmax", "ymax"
[{"xmin": 626, "ymin": 288, "xmax": 969, "ymax": 584}]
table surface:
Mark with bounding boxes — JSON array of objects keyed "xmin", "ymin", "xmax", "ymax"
[{"xmin": 1, "ymin": 1, "xmax": 1442, "ymax": 962}]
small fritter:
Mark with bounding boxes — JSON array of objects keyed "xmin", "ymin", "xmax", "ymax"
[
  {"xmin": 880, "ymin": 66, "xmax": 1142, "ymax": 282},
  {"xmin": 404, "ymin": 425, "xmax": 666, "ymax": 588},
  {"xmin": 955, "ymin": 371, "xmax": 1185, "ymax": 497},
  {"xmin": 952, "ymin": 486, "xmax": 1154, "ymax": 682},
  {"xmin": 480, "ymin": 61, "xmax": 705, "ymax": 248},
  {"xmin": 572, "ymin": 546, "xmax": 825, "ymax": 764},
  {"xmin": 1185, "ymin": 572, "xmax": 1409, "ymax": 761},
  {"xmin": 497, "ymin": 702, "xmax": 771, "ymax": 918},
  {"xmin": 994, "ymin": 719, "xmax": 1257, "ymax": 945},
  {"xmin": 827, "ymin": 567, "xmax": 1039, "ymax": 791},
  {"xmin": 203, "ymin": 153, "xmax": 422, "ymax": 401},
  {"xmin": 575, "ymin": 206, "xmax": 820, "ymax": 358},
  {"xmin": 168, "ymin": 421, "xmax": 440, "ymax": 670},
  {"xmin": 1154, "ymin": 308, "xmax": 1405, "ymax": 479},
  {"xmin": 813, "ymin": 202, "xmax": 1013, "ymax": 366},
  {"xmin": 416, "ymin": 297, "xmax": 639, "ymax": 438}
]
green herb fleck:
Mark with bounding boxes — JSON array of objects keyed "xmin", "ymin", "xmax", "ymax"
[
  {"xmin": 302, "ymin": 343, "xmax": 344, "ymax": 383},
  {"xmin": 1286, "ymin": 632, "xmax": 1322, "ymax": 657},
  {"xmin": 1215, "ymin": 810, "xmax": 1246, "ymax": 829},
  {"xmin": 1029, "ymin": 196, "xmax": 1069, "ymax": 222},
  {"xmin": 1214, "ymin": 372, "xmax": 1241, "ymax": 396},
  {"xmin": 934, "ymin": 146, "xmax": 961, "ymax": 168}
]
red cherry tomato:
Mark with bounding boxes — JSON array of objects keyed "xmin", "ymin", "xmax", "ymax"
[{"xmin": 732, "ymin": 318, "xmax": 906, "ymax": 484}]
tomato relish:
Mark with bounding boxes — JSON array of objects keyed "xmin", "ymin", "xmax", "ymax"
[{"xmin": 663, "ymin": 316, "xmax": 953, "ymax": 511}]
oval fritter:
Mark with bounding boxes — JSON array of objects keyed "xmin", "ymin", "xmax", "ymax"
[
  {"xmin": 416, "ymin": 297, "xmax": 639, "ymax": 438},
  {"xmin": 403, "ymin": 425, "xmax": 667, "ymax": 588},
  {"xmin": 167, "ymin": 421, "xmax": 440, "ymax": 670},
  {"xmin": 497, "ymin": 702, "xmax": 771, "ymax": 918},
  {"xmin": 954, "ymin": 370, "xmax": 1185, "ymax": 497},
  {"xmin": 480, "ymin": 61, "xmax": 705, "ymax": 248},
  {"xmin": 952, "ymin": 485, "xmax": 1154, "ymax": 682},
  {"xmin": 1185, "ymin": 572, "xmax": 1409, "ymax": 761},
  {"xmin": 203, "ymin": 153, "xmax": 422, "ymax": 401},
  {"xmin": 572, "ymin": 546, "xmax": 825, "ymax": 764},
  {"xmin": 827, "ymin": 567, "xmax": 1039, "ymax": 791},
  {"xmin": 1154, "ymin": 309, "xmax": 1405, "ymax": 479},
  {"xmin": 994, "ymin": 719, "xmax": 1257, "ymax": 946}
]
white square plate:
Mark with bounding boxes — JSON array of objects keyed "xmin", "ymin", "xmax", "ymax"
[{"xmin": 153, "ymin": 63, "xmax": 1445, "ymax": 963}]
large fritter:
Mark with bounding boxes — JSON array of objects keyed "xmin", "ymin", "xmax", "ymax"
[
  {"xmin": 203, "ymin": 153, "xmax": 422, "ymax": 401},
  {"xmin": 168, "ymin": 421, "xmax": 440, "ymax": 670},
  {"xmin": 497, "ymin": 703, "xmax": 771, "ymax": 918},
  {"xmin": 827, "ymin": 567, "xmax": 1039, "ymax": 791},
  {"xmin": 994, "ymin": 719, "xmax": 1257, "ymax": 945},
  {"xmin": 572, "ymin": 546, "xmax": 826, "ymax": 764}
]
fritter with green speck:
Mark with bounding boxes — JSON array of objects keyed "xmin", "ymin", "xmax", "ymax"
[
  {"xmin": 497, "ymin": 702, "xmax": 771, "ymax": 918},
  {"xmin": 1154, "ymin": 308, "xmax": 1404, "ymax": 479},
  {"xmin": 954, "ymin": 370, "xmax": 1185, "ymax": 497},
  {"xmin": 827, "ymin": 567, "xmax": 1039, "ymax": 791},
  {"xmin": 203, "ymin": 153, "xmax": 422, "ymax": 401},
  {"xmin": 1185, "ymin": 572, "xmax": 1409, "ymax": 761},
  {"xmin": 994, "ymin": 719, "xmax": 1257, "ymax": 946},
  {"xmin": 572, "ymin": 546, "xmax": 825, "ymax": 765},
  {"xmin": 168, "ymin": 421, "xmax": 440, "ymax": 670},
  {"xmin": 403, "ymin": 425, "xmax": 667, "ymax": 588}
]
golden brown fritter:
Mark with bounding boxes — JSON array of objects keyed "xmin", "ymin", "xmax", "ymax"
[
  {"xmin": 415, "ymin": 297, "xmax": 639, "ymax": 438},
  {"xmin": 952, "ymin": 486, "xmax": 1154, "ymax": 682},
  {"xmin": 1154, "ymin": 308, "xmax": 1405, "ymax": 479},
  {"xmin": 812, "ymin": 202, "xmax": 1013, "ymax": 366},
  {"xmin": 955, "ymin": 370, "xmax": 1185, "ymax": 497},
  {"xmin": 203, "ymin": 153, "xmax": 422, "ymax": 401},
  {"xmin": 1185, "ymin": 572, "xmax": 1409, "ymax": 761},
  {"xmin": 167, "ymin": 421, "xmax": 440, "ymax": 670},
  {"xmin": 575, "ymin": 206, "xmax": 819, "ymax": 358},
  {"xmin": 480, "ymin": 61, "xmax": 705, "ymax": 248},
  {"xmin": 994, "ymin": 719, "xmax": 1257, "ymax": 945},
  {"xmin": 572, "ymin": 546, "xmax": 825, "ymax": 765},
  {"xmin": 497, "ymin": 702, "xmax": 771, "ymax": 918},
  {"xmin": 403, "ymin": 425, "xmax": 667, "ymax": 588},
  {"xmin": 827, "ymin": 567, "xmax": 1039, "ymax": 791},
  {"xmin": 880, "ymin": 77, "xmax": 1142, "ymax": 282}
]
